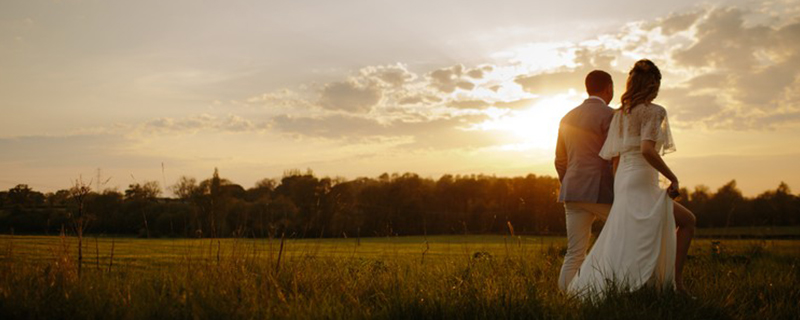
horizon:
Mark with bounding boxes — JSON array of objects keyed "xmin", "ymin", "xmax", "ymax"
[
  {"xmin": 2, "ymin": 0, "xmax": 800, "ymax": 197},
  {"xmin": 0, "ymin": 166, "xmax": 792, "ymax": 199}
]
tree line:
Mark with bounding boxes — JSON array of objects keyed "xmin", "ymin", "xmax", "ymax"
[{"xmin": 0, "ymin": 169, "xmax": 798, "ymax": 238}]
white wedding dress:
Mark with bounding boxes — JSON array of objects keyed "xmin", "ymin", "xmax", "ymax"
[{"xmin": 567, "ymin": 103, "xmax": 677, "ymax": 299}]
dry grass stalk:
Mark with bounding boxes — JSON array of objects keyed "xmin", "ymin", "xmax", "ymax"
[
  {"xmin": 216, "ymin": 240, "xmax": 221, "ymax": 265},
  {"xmin": 95, "ymin": 237, "xmax": 100, "ymax": 269},
  {"xmin": 420, "ymin": 239, "xmax": 430, "ymax": 265},
  {"xmin": 108, "ymin": 238, "xmax": 115, "ymax": 272},
  {"xmin": 276, "ymin": 232, "xmax": 286, "ymax": 273}
]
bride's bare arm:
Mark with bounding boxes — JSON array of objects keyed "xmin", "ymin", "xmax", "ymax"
[
  {"xmin": 612, "ymin": 156, "xmax": 619, "ymax": 176},
  {"xmin": 641, "ymin": 140, "xmax": 678, "ymax": 187}
]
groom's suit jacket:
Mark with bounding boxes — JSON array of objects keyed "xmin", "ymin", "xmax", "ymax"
[{"xmin": 555, "ymin": 98, "xmax": 614, "ymax": 204}]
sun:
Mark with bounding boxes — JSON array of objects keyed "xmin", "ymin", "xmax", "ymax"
[{"xmin": 477, "ymin": 92, "xmax": 583, "ymax": 150}]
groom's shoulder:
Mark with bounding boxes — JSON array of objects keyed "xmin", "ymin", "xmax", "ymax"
[
  {"xmin": 560, "ymin": 102, "xmax": 582, "ymax": 119},
  {"xmin": 584, "ymin": 100, "xmax": 614, "ymax": 116},
  {"xmin": 562, "ymin": 100, "xmax": 605, "ymax": 121},
  {"xmin": 570, "ymin": 99, "xmax": 598, "ymax": 111}
]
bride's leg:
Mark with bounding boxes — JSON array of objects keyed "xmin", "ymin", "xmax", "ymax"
[{"xmin": 673, "ymin": 201, "xmax": 696, "ymax": 291}]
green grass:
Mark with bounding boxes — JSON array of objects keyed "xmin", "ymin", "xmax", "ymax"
[
  {"xmin": 0, "ymin": 234, "xmax": 798, "ymax": 319},
  {"xmin": 695, "ymin": 226, "xmax": 800, "ymax": 238}
]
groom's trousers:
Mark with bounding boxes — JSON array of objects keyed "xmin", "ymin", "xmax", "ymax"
[{"xmin": 558, "ymin": 202, "xmax": 611, "ymax": 292}]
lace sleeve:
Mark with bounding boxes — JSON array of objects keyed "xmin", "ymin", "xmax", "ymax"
[
  {"xmin": 641, "ymin": 105, "xmax": 676, "ymax": 155},
  {"xmin": 599, "ymin": 111, "xmax": 623, "ymax": 160},
  {"xmin": 660, "ymin": 113, "xmax": 676, "ymax": 155}
]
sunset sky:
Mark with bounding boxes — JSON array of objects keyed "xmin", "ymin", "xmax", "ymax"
[{"xmin": 2, "ymin": 0, "xmax": 799, "ymax": 196}]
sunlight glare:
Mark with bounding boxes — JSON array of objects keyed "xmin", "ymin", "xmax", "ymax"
[{"xmin": 477, "ymin": 92, "xmax": 583, "ymax": 150}]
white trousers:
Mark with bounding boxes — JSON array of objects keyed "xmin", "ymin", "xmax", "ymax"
[{"xmin": 557, "ymin": 202, "xmax": 611, "ymax": 292}]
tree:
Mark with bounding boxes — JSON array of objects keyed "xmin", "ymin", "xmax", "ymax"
[
  {"xmin": 8, "ymin": 184, "xmax": 45, "ymax": 206},
  {"xmin": 245, "ymin": 178, "xmax": 276, "ymax": 202},
  {"xmin": 267, "ymin": 195, "xmax": 298, "ymax": 234},
  {"xmin": 171, "ymin": 176, "xmax": 203, "ymax": 236},
  {"xmin": 124, "ymin": 181, "xmax": 161, "ymax": 238},
  {"xmin": 125, "ymin": 181, "xmax": 161, "ymax": 200},
  {"xmin": 3, "ymin": 170, "xmax": 799, "ymax": 239},
  {"xmin": 753, "ymin": 182, "xmax": 797, "ymax": 226},
  {"xmin": 86, "ymin": 190, "xmax": 123, "ymax": 234},
  {"xmin": 193, "ymin": 168, "xmax": 233, "ymax": 237},
  {"xmin": 688, "ymin": 185, "xmax": 711, "ymax": 227},
  {"xmin": 171, "ymin": 176, "xmax": 197, "ymax": 200},
  {"xmin": 68, "ymin": 177, "xmax": 93, "ymax": 278},
  {"xmin": 274, "ymin": 171, "xmax": 324, "ymax": 236}
]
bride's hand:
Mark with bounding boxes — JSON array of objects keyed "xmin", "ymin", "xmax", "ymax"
[{"xmin": 668, "ymin": 179, "xmax": 680, "ymax": 199}]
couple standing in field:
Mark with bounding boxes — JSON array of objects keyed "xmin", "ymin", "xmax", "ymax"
[{"xmin": 554, "ymin": 59, "xmax": 697, "ymax": 299}]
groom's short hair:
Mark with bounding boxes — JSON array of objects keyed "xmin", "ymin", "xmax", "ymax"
[{"xmin": 585, "ymin": 70, "xmax": 613, "ymax": 95}]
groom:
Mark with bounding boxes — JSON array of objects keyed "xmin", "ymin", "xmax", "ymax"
[{"xmin": 554, "ymin": 70, "xmax": 615, "ymax": 292}]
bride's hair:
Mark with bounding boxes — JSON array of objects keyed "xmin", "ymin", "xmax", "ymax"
[{"xmin": 620, "ymin": 59, "xmax": 661, "ymax": 113}]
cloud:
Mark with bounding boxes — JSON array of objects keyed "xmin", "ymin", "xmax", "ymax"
[
  {"xmin": 466, "ymin": 65, "xmax": 494, "ymax": 79},
  {"xmin": 428, "ymin": 64, "xmax": 477, "ymax": 93},
  {"xmin": 672, "ymin": 8, "xmax": 758, "ymax": 69},
  {"xmin": 398, "ymin": 96, "xmax": 424, "ymax": 105},
  {"xmin": 396, "ymin": 94, "xmax": 442, "ymax": 105},
  {"xmin": 244, "ymin": 89, "xmax": 315, "ymax": 111},
  {"xmin": 390, "ymin": 113, "xmax": 504, "ymax": 150},
  {"xmin": 752, "ymin": 110, "xmax": 800, "ymax": 128},
  {"xmin": 492, "ymin": 98, "xmax": 538, "ymax": 110},
  {"xmin": 514, "ymin": 70, "xmax": 578, "ymax": 95},
  {"xmin": 319, "ymin": 80, "xmax": 383, "ymax": 113},
  {"xmin": 735, "ymin": 61, "xmax": 797, "ymax": 107},
  {"xmin": 271, "ymin": 114, "xmax": 387, "ymax": 139},
  {"xmin": 270, "ymin": 112, "xmax": 501, "ymax": 150},
  {"xmin": 658, "ymin": 87, "xmax": 723, "ymax": 125},
  {"xmin": 664, "ymin": 5, "xmax": 800, "ymax": 128},
  {"xmin": 359, "ymin": 63, "xmax": 416, "ymax": 87},
  {"xmin": 106, "ymin": 59, "xmax": 511, "ymax": 154},
  {"xmin": 396, "ymin": 117, "xmax": 506, "ymax": 150},
  {"xmin": 449, "ymin": 99, "xmax": 490, "ymax": 109},
  {"xmin": 252, "ymin": 3, "xmax": 800, "ymax": 150},
  {"xmin": 130, "ymin": 2, "xmax": 800, "ymax": 152},
  {"xmin": 142, "ymin": 114, "xmax": 266, "ymax": 134},
  {"xmin": 231, "ymin": 2, "xmax": 800, "ymax": 139},
  {"xmin": 649, "ymin": 10, "xmax": 703, "ymax": 35},
  {"xmin": 507, "ymin": 3, "xmax": 800, "ymax": 130},
  {"xmin": 514, "ymin": 48, "xmax": 627, "ymax": 96}
]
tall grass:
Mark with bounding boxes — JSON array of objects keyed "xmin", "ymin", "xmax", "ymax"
[{"xmin": 0, "ymin": 235, "xmax": 797, "ymax": 319}]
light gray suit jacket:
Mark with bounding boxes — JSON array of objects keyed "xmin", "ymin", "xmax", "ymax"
[{"xmin": 555, "ymin": 98, "xmax": 614, "ymax": 204}]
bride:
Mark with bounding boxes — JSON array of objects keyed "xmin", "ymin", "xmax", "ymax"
[{"xmin": 567, "ymin": 59, "xmax": 697, "ymax": 298}]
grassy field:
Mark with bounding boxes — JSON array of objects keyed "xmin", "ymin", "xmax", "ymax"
[
  {"xmin": 0, "ymin": 234, "xmax": 798, "ymax": 319},
  {"xmin": 695, "ymin": 226, "xmax": 800, "ymax": 238}
]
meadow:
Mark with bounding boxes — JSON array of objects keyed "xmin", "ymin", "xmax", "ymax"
[{"xmin": 0, "ymin": 234, "xmax": 798, "ymax": 319}]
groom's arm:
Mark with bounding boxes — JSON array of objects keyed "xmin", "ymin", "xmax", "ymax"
[{"xmin": 555, "ymin": 128, "xmax": 567, "ymax": 182}]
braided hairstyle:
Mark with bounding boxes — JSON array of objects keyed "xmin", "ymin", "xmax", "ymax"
[{"xmin": 620, "ymin": 59, "xmax": 661, "ymax": 113}]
